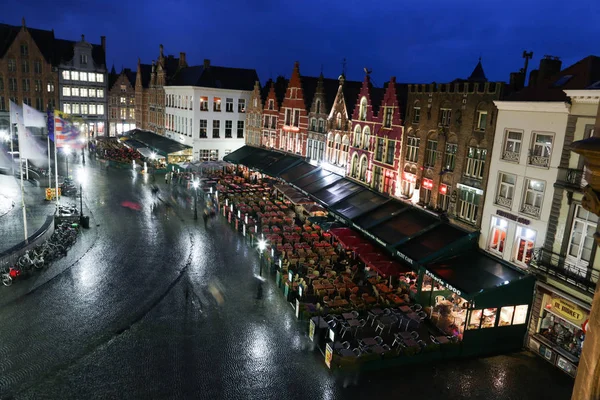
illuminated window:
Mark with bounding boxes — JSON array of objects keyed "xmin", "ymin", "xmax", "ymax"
[
  {"xmin": 359, "ymin": 97, "xmax": 367, "ymax": 121},
  {"xmin": 96, "ymin": 73, "xmax": 104, "ymax": 83},
  {"xmin": 63, "ymin": 103, "xmax": 71, "ymax": 114},
  {"xmin": 465, "ymin": 147, "xmax": 486, "ymax": 180},
  {"xmin": 406, "ymin": 136, "xmax": 420, "ymax": 163},
  {"xmin": 71, "ymin": 71, "xmax": 79, "ymax": 81},
  {"xmin": 496, "ymin": 172, "xmax": 516, "ymax": 208},
  {"xmin": 89, "ymin": 104, "xmax": 96, "ymax": 115},
  {"xmin": 467, "ymin": 309, "xmax": 482, "ymax": 330},
  {"xmin": 514, "ymin": 226, "xmax": 536, "ymax": 266},
  {"xmin": 72, "ymin": 87, "xmax": 80, "ymax": 97},
  {"xmin": 502, "ymin": 130, "xmax": 522, "ymax": 162},
  {"xmin": 63, "ymin": 87, "xmax": 71, "ymax": 97},
  {"xmin": 521, "ymin": 179, "xmax": 545, "ymax": 218},
  {"xmin": 80, "ymin": 72, "xmax": 88, "ymax": 81},
  {"xmin": 80, "ymin": 88, "xmax": 88, "ymax": 97},
  {"xmin": 88, "ymin": 73, "xmax": 96, "ymax": 82},
  {"xmin": 499, "ymin": 307, "xmax": 514, "ymax": 326},
  {"xmin": 238, "ymin": 99, "xmax": 245, "ymax": 113},
  {"xmin": 444, "ymin": 143, "xmax": 457, "ymax": 171},
  {"xmin": 97, "ymin": 104, "xmax": 104, "ymax": 115},
  {"xmin": 213, "ymin": 97, "xmax": 221, "ymax": 112},
  {"xmin": 489, "ymin": 216, "xmax": 508, "ymax": 255},
  {"xmin": 81, "ymin": 104, "xmax": 88, "ymax": 115}
]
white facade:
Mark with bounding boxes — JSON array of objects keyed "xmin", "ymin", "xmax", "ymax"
[
  {"xmin": 479, "ymin": 101, "xmax": 570, "ymax": 269},
  {"xmin": 163, "ymin": 86, "xmax": 250, "ymax": 161}
]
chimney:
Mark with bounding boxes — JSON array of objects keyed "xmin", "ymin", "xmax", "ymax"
[
  {"xmin": 101, "ymin": 36, "xmax": 106, "ymax": 52},
  {"xmin": 538, "ymin": 55, "xmax": 562, "ymax": 82},
  {"xmin": 204, "ymin": 59, "xmax": 210, "ymax": 69},
  {"xmin": 179, "ymin": 52, "xmax": 186, "ymax": 68},
  {"xmin": 81, "ymin": 34, "xmax": 85, "ymax": 42},
  {"xmin": 509, "ymin": 71, "xmax": 525, "ymax": 91},
  {"xmin": 528, "ymin": 69, "xmax": 539, "ymax": 87}
]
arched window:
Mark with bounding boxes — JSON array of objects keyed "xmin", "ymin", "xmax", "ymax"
[
  {"xmin": 412, "ymin": 100, "xmax": 421, "ymax": 124},
  {"xmin": 362, "ymin": 126, "xmax": 371, "ymax": 150},
  {"xmin": 359, "ymin": 155, "xmax": 368, "ymax": 182},
  {"xmin": 336, "ymin": 113, "xmax": 342, "ymax": 130},
  {"xmin": 310, "ymin": 118, "xmax": 317, "ymax": 131},
  {"xmin": 326, "ymin": 132, "xmax": 334, "ymax": 162},
  {"xmin": 333, "ymin": 134, "xmax": 341, "ymax": 164},
  {"xmin": 340, "ymin": 135, "xmax": 350, "ymax": 167},
  {"xmin": 353, "ymin": 125, "xmax": 361, "ymax": 147},
  {"xmin": 359, "ymin": 97, "xmax": 367, "ymax": 121},
  {"xmin": 351, "ymin": 153, "xmax": 359, "ymax": 178},
  {"xmin": 316, "ymin": 100, "xmax": 321, "ymax": 114}
]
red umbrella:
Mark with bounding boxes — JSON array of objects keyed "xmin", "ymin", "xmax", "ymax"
[{"xmin": 330, "ymin": 227, "xmax": 355, "ymax": 240}]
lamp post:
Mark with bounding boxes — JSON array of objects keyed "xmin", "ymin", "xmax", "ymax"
[
  {"xmin": 258, "ymin": 239, "xmax": 267, "ymax": 276},
  {"xmin": 192, "ymin": 180, "xmax": 199, "ymax": 220},
  {"xmin": 76, "ymin": 167, "xmax": 86, "ymax": 220},
  {"xmin": 64, "ymin": 146, "xmax": 72, "ymax": 178}
]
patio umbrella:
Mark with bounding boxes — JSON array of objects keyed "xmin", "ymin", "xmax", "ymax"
[{"xmin": 329, "ymin": 227, "xmax": 355, "ymax": 239}]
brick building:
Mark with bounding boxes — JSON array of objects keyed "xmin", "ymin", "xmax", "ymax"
[
  {"xmin": 347, "ymin": 71, "xmax": 385, "ymax": 185},
  {"xmin": 245, "ymin": 80, "xmax": 262, "ymax": 147},
  {"xmin": 0, "ymin": 19, "xmax": 58, "ymax": 131},
  {"xmin": 307, "ymin": 73, "xmax": 338, "ymax": 166},
  {"xmin": 399, "ymin": 60, "xmax": 505, "ymax": 230},
  {"xmin": 277, "ymin": 62, "xmax": 311, "ymax": 155},
  {"xmin": 261, "ymin": 76, "xmax": 287, "ymax": 149},
  {"xmin": 108, "ymin": 66, "xmax": 136, "ymax": 136},
  {"xmin": 135, "ymin": 45, "xmax": 186, "ymax": 135}
]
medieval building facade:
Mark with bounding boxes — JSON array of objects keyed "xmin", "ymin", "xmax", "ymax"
[{"xmin": 108, "ymin": 66, "xmax": 136, "ymax": 136}]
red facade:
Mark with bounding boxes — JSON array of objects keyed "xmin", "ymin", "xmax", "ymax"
[
  {"xmin": 276, "ymin": 62, "xmax": 310, "ymax": 156},
  {"xmin": 348, "ymin": 73, "xmax": 405, "ymax": 197}
]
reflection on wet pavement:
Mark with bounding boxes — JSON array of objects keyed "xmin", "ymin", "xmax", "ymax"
[{"xmin": 0, "ymin": 158, "xmax": 575, "ymax": 400}]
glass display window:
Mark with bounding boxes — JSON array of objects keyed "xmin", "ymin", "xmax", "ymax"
[
  {"xmin": 481, "ymin": 308, "xmax": 497, "ymax": 328},
  {"xmin": 538, "ymin": 310, "xmax": 584, "ymax": 359},
  {"xmin": 499, "ymin": 306, "xmax": 515, "ymax": 326},
  {"xmin": 467, "ymin": 309, "xmax": 482, "ymax": 330},
  {"xmin": 489, "ymin": 217, "xmax": 508, "ymax": 255},
  {"xmin": 513, "ymin": 305, "xmax": 528, "ymax": 324}
]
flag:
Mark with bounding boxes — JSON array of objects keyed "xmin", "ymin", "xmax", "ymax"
[
  {"xmin": 23, "ymin": 103, "xmax": 47, "ymax": 128},
  {"xmin": 10, "ymin": 101, "xmax": 46, "ymax": 162},
  {"xmin": 53, "ymin": 111, "xmax": 85, "ymax": 149},
  {"xmin": 47, "ymin": 108, "xmax": 54, "ymax": 142}
]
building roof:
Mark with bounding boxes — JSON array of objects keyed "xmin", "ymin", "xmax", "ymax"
[
  {"xmin": 342, "ymin": 79, "xmax": 364, "ymax": 118},
  {"xmin": 170, "ymin": 64, "xmax": 259, "ymax": 91},
  {"xmin": 0, "ymin": 23, "xmax": 105, "ymax": 67},
  {"xmin": 507, "ymin": 55, "xmax": 600, "ymax": 102},
  {"xmin": 108, "ymin": 70, "xmax": 119, "ymax": 89},
  {"xmin": 370, "ymin": 84, "xmax": 386, "ymax": 115},
  {"xmin": 468, "ymin": 59, "xmax": 488, "ymax": 82},
  {"xmin": 124, "ymin": 68, "xmax": 136, "ymax": 87},
  {"xmin": 138, "ymin": 63, "xmax": 152, "ymax": 88},
  {"xmin": 382, "ymin": 81, "xmax": 409, "ymax": 120}
]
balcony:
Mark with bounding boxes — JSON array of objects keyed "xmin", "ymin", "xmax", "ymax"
[
  {"xmin": 520, "ymin": 203, "xmax": 541, "ymax": 218},
  {"xmin": 502, "ymin": 150, "xmax": 520, "ymax": 162},
  {"xmin": 555, "ymin": 167, "xmax": 585, "ymax": 192},
  {"xmin": 495, "ymin": 196, "xmax": 512, "ymax": 208},
  {"xmin": 529, "ymin": 155, "xmax": 550, "ymax": 168},
  {"xmin": 529, "ymin": 248, "xmax": 598, "ymax": 294}
]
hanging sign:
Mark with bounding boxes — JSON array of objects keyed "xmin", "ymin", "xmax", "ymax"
[{"xmin": 309, "ymin": 318, "xmax": 316, "ymax": 341}]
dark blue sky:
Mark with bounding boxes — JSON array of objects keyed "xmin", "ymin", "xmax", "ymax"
[{"xmin": 6, "ymin": 0, "xmax": 600, "ymax": 85}]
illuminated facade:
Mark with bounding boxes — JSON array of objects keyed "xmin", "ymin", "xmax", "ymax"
[{"xmin": 108, "ymin": 67, "xmax": 136, "ymax": 136}]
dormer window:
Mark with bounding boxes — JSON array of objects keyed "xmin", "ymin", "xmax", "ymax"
[
  {"xmin": 80, "ymin": 54, "xmax": 88, "ymax": 64},
  {"xmin": 268, "ymin": 99, "xmax": 274, "ymax": 110},
  {"xmin": 316, "ymin": 100, "xmax": 321, "ymax": 114},
  {"xmin": 384, "ymin": 107, "xmax": 393, "ymax": 128},
  {"xmin": 336, "ymin": 113, "xmax": 342, "ymax": 130}
]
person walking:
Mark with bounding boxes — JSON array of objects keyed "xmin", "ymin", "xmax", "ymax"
[{"xmin": 203, "ymin": 209, "xmax": 209, "ymax": 228}]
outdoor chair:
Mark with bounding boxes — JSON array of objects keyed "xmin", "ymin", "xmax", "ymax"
[
  {"xmin": 418, "ymin": 311, "xmax": 428, "ymax": 321},
  {"xmin": 355, "ymin": 319, "xmax": 367, "ymax": 336},
  {"xmin": 340, "ymin": 322, "xmax": 351, "ymax": 339},
  {"xmin": 352, "ymin": 348, "xmax": 362, "ymax": 357},
  {"xmin": 430, "ymin": 335, "xmax": 440, "ymax": 344},
  {"xmin": 375, "ymin": 321, "xmax": 385, "ymax": 336},
  {"xmin": 392, "ymin": 333, "xmax": 403, "ymax": 348},
  {"xmin": 341, "ymin": 341, "xmax": 351, "ymax": 350},
  {"xmin": 410, "ymin": 331, "xmax": 419, "ymax": 340},
  {"xmin": 417, "ymin": 340, "xmax": 427, "ymax": 349},
  {"xmin": 382, "ymin": 344, "xmax": 391, "ymax": 352},
  {"xmin": 374, "ymin": 336, "xmax": 384, "ymax": 345},
  {"xmin": 383, "ymin": 308, "xmax": 392, "ymax": 315},
  {"xmin": 351, "ymin": 310, "xmax": 359, "ymax": 319},
  {"xmin": 411, "ymin": 304, "xmax": 423, "ymax": 312}
]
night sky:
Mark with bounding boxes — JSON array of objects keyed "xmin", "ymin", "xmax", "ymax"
[{"xmin": 5, "ymin": 0, "xmax": 600, "ymax": 85}]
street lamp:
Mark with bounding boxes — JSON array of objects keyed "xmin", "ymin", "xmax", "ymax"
[
  {"xmin": 76, "ymin": 167, "xmax": 86, "ymax": 219},
  {"xmin": 64, "ymin": 146, "xmax": 72, "ymax": 177},
  {"xmin": 192, "ymin": 180, "xmax": 199, "ymax": 220},
  {"xmin": 257, "ymin": 239, "xmax": 267, "ymax": 276}
]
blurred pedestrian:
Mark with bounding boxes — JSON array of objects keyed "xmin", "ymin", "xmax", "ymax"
[{"xmin": 203, "ymin": 209, "xmax": 209, "ymax": 227}]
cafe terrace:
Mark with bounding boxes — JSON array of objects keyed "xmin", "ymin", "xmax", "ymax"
[{"xmin": 215, "ymin": 145, "xmax": 535, "ymax": 370}]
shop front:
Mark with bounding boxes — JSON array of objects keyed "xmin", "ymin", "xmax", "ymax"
[
  {"xmin": 415, "ymin": 250, "xmax": 536, "ymax": 356},
  {"xmin": 527, "ymin": 282, "xmax": 590, "ymax": 377}
]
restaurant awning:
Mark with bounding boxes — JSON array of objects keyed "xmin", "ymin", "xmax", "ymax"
[
  {"xmin": 331, "ymin": 190, "xmax": 389, "ymax": 221},
  {"xmin": 424, "ymin": 250, "xmax": 534, "ymax": 305},
  {"xmin": 352, "ymin": 200, "xmax": 409, "ymax": 230},
  {"xmin": 279, "ymin": 162, "xmax": 319, "ymax": 182},
  {"xmin": 236, "ymin": 148, "xmax": 282, "ymax": 171},
  {"xmin": 263, "ymin": 155, "xmax": 303, "ymax": 177},
  {"xmin": 122, "ymin": 129, "xmax": 192, "ymax": 156},
  {"xmin": 312, "ymin": 179, "xmax": 365, "ymax": 206},
  {"xmin": 222, "ymin": 145, "xmax": 260, "ymax": 164}
]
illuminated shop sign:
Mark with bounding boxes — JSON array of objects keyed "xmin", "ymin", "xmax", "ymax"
[
  {"xmin": 425, "ymin": 270, "xmax": 462, "ymax": 296},
  {"xmin": 396, "ymin": 251, "xmax": 414, "ymax": 266},
  {"xmin": 439, "ymin": 184, "xmax": 447, "ymax": 195},
  {"xmin": 403, "ymin": 172, "xmax": 416, "ymax": 183},
  {"xmin": 422, "ymin": 178, "xmax": 433, "ymax": 189}
]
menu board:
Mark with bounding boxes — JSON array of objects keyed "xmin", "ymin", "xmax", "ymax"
[
  {"xmin": 513, "ymin": 305, "xmax": 528, "ymax": 324},
  {"xmin": 325, "ymin": 343, "xmax": 333, "ymax": 369},
  {"xmin": 309, "ymin": 319, "xmax": 316, "ymax": 341}
]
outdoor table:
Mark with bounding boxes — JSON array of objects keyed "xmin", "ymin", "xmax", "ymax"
[
  {"xmin": 376, "ymin": 284, "xmax": 392, "ymax": 293},
  {"xmin": 370, "ymin": 345, "xmax": 387, "ymax": 355},
  {"xmin": 436, "ymin": 336, "xmax": 450, "ymax": 344},
  {"xmin": 331, "ymin": 299, "xmax": 349, "ymax": 307},
  {"xmin": 399, "ymin": 305, "xmax": 412, "ymax": 313},
  {"xmin": 361, "ymin": 337, "xmax": 378, "ymax": 346},
  {"xmin": 342, "ymin": 312, "xmax": 355, "ymax": 320},
  {"xmin": 407, "ymin": 312, "xmax": 421, "ymax": 321},
  {"xmin": 398, "ymin": 331, "xmax": 413, "ymax": 340},
  {"xmin": 403, "ymin": 338, "xmax": 419, "ymax": 348},
  {"xmin": 338, "ymin": 349, "xmax": 355, "ymax": 358},
  {"xmin": 363, "ymin": 296, "xmax": 377, "ymax": 304}
]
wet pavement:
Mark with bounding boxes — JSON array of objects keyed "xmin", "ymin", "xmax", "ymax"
[{"xmin": 0, "ymin": 154, "xmax": 575, "ymax": 399}]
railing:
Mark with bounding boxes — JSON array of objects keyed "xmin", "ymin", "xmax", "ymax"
[
  {"xmin": 502, "ymin": 150, "xmax": 520, "ymax": 162},
  {"xmin": 529, "ymin": 155, "xmax": 550, "ymax": 168},
  {"xmin": 520, "ymin": 204, "xmax": 541, "ymax": 218},
  {"xmin": 495, "ymin": 196, "xmax": 512, "ymax": 208},
  {"xmin": 555, "ymin": 167, "xmax": 585, "ymax": 191},
  {"xmin": 529, "ymin": 247, "xmax": 598, "ymax": 294}
]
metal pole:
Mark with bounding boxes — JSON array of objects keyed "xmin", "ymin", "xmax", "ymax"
[
  {"xmin": 194, "ymin": 187, "xmax": 198, "ymax": 220},
  {"xmin": 25, "ymin": 158, "xmax": 29, "ymax": 180},
  {"xmin": 54, "ymin": 134, "xmax": 59, "ymax": 208},
  {"xmin": 47, "ymin": 135, "xmax": 52, "ymax": 191},
  {"xmin": 9, "ymin": 122, "xmax": 14, "ymax": 176},
  {"xmin": 66, "ymin": 154, "xmax": 69, "ymax": 178},
  {"xmin": 79, "ymin": 183, "xmax": 83, "ymax": 217},
  {"xmin": 18, "ymin": 138, "xmax": 28, "ymax": 242},
  {"xmin": 259, "ymin": 252, "xmax": 263, "ymax": 276}
]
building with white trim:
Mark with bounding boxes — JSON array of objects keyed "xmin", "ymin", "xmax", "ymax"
[{"xmin": 163, "ymin": 59, "xmax": 258, "ymax": 161}]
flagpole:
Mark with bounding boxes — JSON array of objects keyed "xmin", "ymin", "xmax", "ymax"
[
  {"xmin": 47, "ymin": 135, "xmax": 52, "ymax": 192},
  {"xmin": 54, "ymin": 115, "xmax": 60, "ymax": 209},
  {"xmin": 16, "ymin": 112, "xmax": 28, "ymax": 243},
  {"xmin": 9, "ymin": 122, "xmax": 14, "ymax": 176},
  {"xmin": 25, "ymin": 158, "xmax": 29, "ymax": 180}
]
